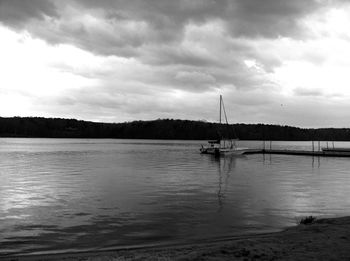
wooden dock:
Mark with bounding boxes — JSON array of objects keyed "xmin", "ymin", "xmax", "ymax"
[{"xmin": 243, "ymin": 149, "xmax": 350, "ymax": 157}]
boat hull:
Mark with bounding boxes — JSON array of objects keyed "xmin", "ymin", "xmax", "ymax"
[{"xmin": 200, "ymin": 147, "xmax": 247, "ymax": 156}]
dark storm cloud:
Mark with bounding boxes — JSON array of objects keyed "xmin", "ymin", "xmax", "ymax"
[
  {"xmin": 72, "ymin": 0, "xmax": 226, "ymax": 27},
  {"xmin": 0, "ymin": 0, "xmax": 58, "ymax": 27},
  {"xmin": 0, "ymin": 0, "xmax": 341, "ymax": 92},
  {"xmin": 72, "ymin": 0, "xmax": 326, "ymax": 38},
  {"xmin": 0, "ymin": 0, "xmax": 336, "ymax": 57},
  {"xmin": 228, "ymin": 0, "xmax": 321, "ymax": 38}
]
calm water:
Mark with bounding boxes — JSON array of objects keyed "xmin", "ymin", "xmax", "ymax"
[{"xmin": 1, "ymin": 138, "xmax": 350, "ymax": 256}]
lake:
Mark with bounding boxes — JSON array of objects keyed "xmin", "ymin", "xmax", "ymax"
[{"xmin": 1, "ymin": 138, "xmax": 350, "ymax": 256}]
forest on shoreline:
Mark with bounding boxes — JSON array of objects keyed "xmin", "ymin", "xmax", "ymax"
[{"xmin": 0, "ymin": 117, "xmax": 349, "ymax": 141}]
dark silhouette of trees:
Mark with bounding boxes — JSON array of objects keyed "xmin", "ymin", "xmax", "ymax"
[{"xmin": 0, "ymin": 117, "xmax": 349, "ymax": 140}]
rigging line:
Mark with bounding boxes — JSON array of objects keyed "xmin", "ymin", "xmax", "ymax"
[
  {"xmin": 219, "ymin": 95, "xmax": 223, "ymax": 140},
  {"xmin": 221, "ymin": 97, "xmax": 229, "ymax": 125},
  {"xmin": 221, "ymin": 97, "xmax": 238, "ymax": 139}
]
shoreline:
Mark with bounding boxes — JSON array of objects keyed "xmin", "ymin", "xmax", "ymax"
[{"xmin": 4, "ymin": 216, "xmax": 350, "ymax": 261}]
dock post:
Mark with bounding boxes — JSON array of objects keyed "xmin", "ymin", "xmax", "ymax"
[
  {"xmin": 318, "ymin": 141, "xmax": 320, "ymax": 151},
  {"xmin": 327, "ymin": 141, "xmax": 329, "ymax": 149},
  {"xmin": 332, "ymin": 141, "xmax": 335, "ymax": 149},
  {"xmin": 263, "ymin": 140, "xmax": 265, "ymax": 151},
  {"xmin": 269, "ymin": 140, "xmax": 272, "ymax": 150},
  {"xmin": 312, "ymin": 140, "xmax": 314, "ymax": 152}
]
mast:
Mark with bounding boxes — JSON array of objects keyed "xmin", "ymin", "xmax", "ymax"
[
  {"xmin": 220, "ymin": 95, "xmax": 238, "ymax": 141},
  {"xmin": 221, "ymin": 97, "xmax": 229, "ymax": 125},
  {"xmin": 219, "ymin": 95, "xmax": 222, "ymax": 124}
]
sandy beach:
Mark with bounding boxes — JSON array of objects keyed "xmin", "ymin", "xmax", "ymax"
[{"xmin": 4, "ymin": 216, "xmax": 350, "ymax": 261}]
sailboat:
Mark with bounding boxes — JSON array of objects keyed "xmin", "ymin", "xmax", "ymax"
[{"xmin": 200, "ymin": 95, "xmax": 247, "ymax": 156}]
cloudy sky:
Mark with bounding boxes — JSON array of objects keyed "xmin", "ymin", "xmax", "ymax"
[{"xmin": 1, "ymin": 0, "xmax": 350, "ymax": 127}]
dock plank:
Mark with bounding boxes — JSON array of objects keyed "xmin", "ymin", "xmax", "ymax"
[{"xmin": 243, "ymin": 149, "xmax": 350, "ymax": 157}]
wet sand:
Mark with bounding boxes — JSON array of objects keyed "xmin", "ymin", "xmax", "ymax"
[{"xmin": 5, "ymin": 216, "xmax": 350, "ymax": 260}]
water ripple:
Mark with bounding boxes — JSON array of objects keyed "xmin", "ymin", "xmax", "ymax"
[{"xmin": 1, "ymin": 139, "xmax": 350, "ymax": 256}]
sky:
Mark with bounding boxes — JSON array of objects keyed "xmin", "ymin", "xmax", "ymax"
[{"xmin": 1, "ymin": 0, "xmax": 350, "ymax": 127}]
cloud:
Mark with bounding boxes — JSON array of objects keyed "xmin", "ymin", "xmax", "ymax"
[
  {"xmin": 1, "ymin": 1, "xmax": 350, "ymax": 127},
  {"xmin": 174, "ymin": 71, "xmax": 217, "ymax": 90},
  {"xmin": 71, "ymin": 0, "xmax": 331, "ymax": 39},
  {"xmin": 0, "ymin": 0, "xmax": 337, "ymax": 58},
  {"xmin": 0, "ymin": 0, "xmax": 58, "ymax": 27},
  {"xmin": 227, "ymin": 0, "xmax": 321, "ymax": 38},
  {"xmin": 294, "ymin": 87, "xmax": 323, "ymax": 97}
]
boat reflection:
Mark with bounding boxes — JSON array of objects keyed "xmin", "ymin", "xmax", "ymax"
[
  {"xmin": 210, "ymin": 155, "xmax": 242, "ymax": 212},
  {"xmin": 311, "ymin": 156, "xmax": 321, "ymax": 168}
]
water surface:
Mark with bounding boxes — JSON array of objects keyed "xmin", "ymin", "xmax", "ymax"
[{"xmin": 1, "ymin": 139, "xmax": 350, "ymax": 256}]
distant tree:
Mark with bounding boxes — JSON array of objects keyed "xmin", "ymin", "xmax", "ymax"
[{"xmin": 0, "ymin": 116, "xmax": 350, "ymax": 140}]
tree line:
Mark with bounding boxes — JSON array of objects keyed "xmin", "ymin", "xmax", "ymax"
[{"xmin": 0, "ymin": 117, "xmax": 349, "ymax": 141}]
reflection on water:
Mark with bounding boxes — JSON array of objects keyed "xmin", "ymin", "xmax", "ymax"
[
  {"xmin": 1, "ymin": 139, "xmax": 350, "ymax": 256},
  {"xmin": 311, "ymin": 155, "xmax": 321, "ymax": 169},
  {"xmin": 215, "ymin": 156, "xmax": 237, "ymax": 212}
]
